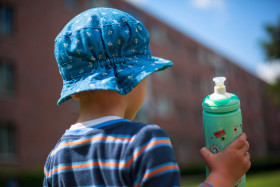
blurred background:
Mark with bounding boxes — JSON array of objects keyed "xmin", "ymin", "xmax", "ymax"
[{"xmin": 0, "ymin": 0, "xmax": 279, "ymax": 186}]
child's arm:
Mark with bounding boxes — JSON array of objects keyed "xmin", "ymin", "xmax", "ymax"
[{"xmin": 199, "ymin": 133, "xmax": 251, "ymax": 187}]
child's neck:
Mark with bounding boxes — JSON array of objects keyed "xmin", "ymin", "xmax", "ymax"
[
  {"xmin": 75, "ymin": 91, "xmax": 126, "ymax": 123},
  {"xmin": 76, "ymin": 104, "xmax": 125, "ymax": 123}
]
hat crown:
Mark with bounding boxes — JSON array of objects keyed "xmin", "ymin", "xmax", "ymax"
[{"xmin": 55, "ymin": 8, "xmax": 151, "ymax": 81}]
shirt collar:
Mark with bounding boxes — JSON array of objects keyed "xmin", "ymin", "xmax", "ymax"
[{"xmin": 69, "ymin": 116, "xmax": 122, "ymax": 130}]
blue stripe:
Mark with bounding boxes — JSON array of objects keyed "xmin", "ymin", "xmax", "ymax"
[
  {"xmin": 133, "ymin": 137, "xmax": 171, "ymax": 154},
  {"xmin": 145, "ymin": 162, "xmax": 178, "ymax": 173},
  {"xmin": 133, "ymin": 163, "xmax": 179, "ymax": 185},
  {"xmin": 51, "ymin": 134, "xmax": 133, "ymax": 156},
  {"xmin": 124, "ymin": 137, "xmax": 172, "ymax": 163},
  {"xmin": 46, "ymin": 137, "xmax": 172, "ymax": 176},
  {"xmin": 46, "ymin": 164, "xmax": 129, "ymax": 178},
  {"xmin": 91, "ymin": 119, "xmax": 130, "ymax": 129},
  {"xmin": 142, "ymin": 169, "xmax": 179, "ymax": 183},
  {"xmin": 45, "ymin": 158, "xmax": 127, "ymax": 173},
  {"xmin": 64, "ymin": 119, "xmax": 130, "ymax": 136},
  {"xmin": 61, "ymin": 134, "xmax": 133, "ymax": 144}
]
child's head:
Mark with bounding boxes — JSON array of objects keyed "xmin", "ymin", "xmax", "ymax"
[{"xmin": 54, "ymin": 8, "xmax": 173, "ymax": 107}]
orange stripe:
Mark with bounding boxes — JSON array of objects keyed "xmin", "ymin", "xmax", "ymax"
[
  {"xmin": 45, "ymin": 160, "xmax": 132, "ymax": 177},
  {"xmin": 46, "ymin": 139, "xmax": 172, "ymax": 177},
  {"xmin": 120, "ymin": 139, "xmax": 171, "ymax": 168},
  {"xmin": 143, "ymin": 165, "xmax": 178, "ymax": 179},
  {"xmin": 134, "ymin": 164, "xmax": 178, "ymax": 187},
  {"xmin": 134, "ymin": 139, "xmax": 171, "ymax": 158},
  {"xmin": 51, "ymin": 136, "xmax": 132, "ymax": 156}
]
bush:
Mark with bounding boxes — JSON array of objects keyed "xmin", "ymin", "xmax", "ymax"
[{"xmin": 0, "ymin": 168, "xmax": 44, "ymax": 187}]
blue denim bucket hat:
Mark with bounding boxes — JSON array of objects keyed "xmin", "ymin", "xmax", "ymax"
[{"xmin": 55, "ymin": 8, "xmax": 173, "ymax": 105}]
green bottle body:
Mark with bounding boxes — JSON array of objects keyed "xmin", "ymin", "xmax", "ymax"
[{"xmin": 202, "ymin": 94, "xmax": 245, "ymax": 187}]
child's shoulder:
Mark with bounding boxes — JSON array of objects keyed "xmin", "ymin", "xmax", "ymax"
[
  {"xmin": 133, "ymin": 121, "xmax": 168, "ymax": 134},
  {"xmin": 116, "ymin": 120, "xmax": 168, "ymax": 135},
  {"xmin": 121, "ymin": 121, "xmax": 170, "ymax": 142}
]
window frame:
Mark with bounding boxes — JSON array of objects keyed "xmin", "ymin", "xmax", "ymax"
[
  {"xmin": 0, "ymin": 3, "xmax": 14, "ymax": 37},
  {"xmin": 0, "ymin": 121, "xmax": 17, "ymax": 162},
  {"xmin": 0, "ymin": 59, "xmax": 16, "ymax": 99}
]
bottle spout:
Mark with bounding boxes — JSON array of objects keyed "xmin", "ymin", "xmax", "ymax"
[{"xmin": 213, "ymin": 77, "xmax": 226, "ymax": 94}]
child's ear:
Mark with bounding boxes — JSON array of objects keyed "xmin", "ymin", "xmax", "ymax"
[{"xmin": 71, "ymin": 94, "xmax": 79, "ymax": 100}]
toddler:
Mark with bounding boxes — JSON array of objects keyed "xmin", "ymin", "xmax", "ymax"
[{"xmin": 44, "ymin": 8, "xmax": 250, "ymax": 187}]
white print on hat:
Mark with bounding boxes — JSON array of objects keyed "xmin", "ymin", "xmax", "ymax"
[{"xmin": 108, "ymin": 30, "xmax": 113, "ymax": 35}]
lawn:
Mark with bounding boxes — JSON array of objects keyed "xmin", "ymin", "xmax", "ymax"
[{"xmin": 180, "ymin": 170, "xmax": 280, "ymax": 187}]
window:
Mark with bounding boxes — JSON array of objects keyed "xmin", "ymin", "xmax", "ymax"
[
  {"xmin": 88, "ymin": 0, "xmax": 112, "ymax": 8},
  {"xmin": 197, "ymin": 48, "xmax": 209, "ymax": 66},
  {"xmin": 200, "ymin": 78, "xmax": 212, "ymax": 95},
  {"xmin": 134, "ymin": 107, "xmax": 149, "ymax": 123},
  {"xmin": 65, "ymin": 0, "xmax": 80, "ymax": 10},
  {"xmin": 0, "ymin": 61, "xmax": 15, "ymax": 95},
  {"xmin": 208, "ymin": 54, "xmax": 227, "ymax": 76},
  {"xmin": 0, "ymin": 123, "xmax": 16, "ymax": 160},
  {"xmin": 149, "ymin": 25, "xmax": 168, "ymax": 45},
  {"xmin": 156, "ymin": 94, "xmax": 174, "ymax": 118},
  {"xmin": 154, "ymin": 68, "xmax": 173, "ymax": 83},
  {"xmin": 134, "ymin": 79, "xmax": 152, "ymax": 123},
  {"xmin": 69, "ymin": 98, "xmax": 80, "ymax": 113},
  {"xmin": 169, "ymin": 34, "xmax": 180, "ymax": 53},
  {"xmin": 0, "ymin": 4, "xmax": 13, "ymax": 36},
  {"xmin": 123, "ymin": 8, "xmax": 145, "ymax": 24}
]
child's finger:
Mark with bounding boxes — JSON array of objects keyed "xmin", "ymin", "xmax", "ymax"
[
  {"xmin": 244, "ymin": 152, "xmax": 250, "ymax": 160},
  {"xmin": 240, "ymin": 141, "xmax": 249, "ymax": 154},
  {"xmin": 228, "ymin": 133, "xmax": 247, "ymax": 149},
  {"xmin": 200, "ymin": 147, "xmax": 213, "ymax": 164},
  {"xmin": 244, "ymin": 152, "xmax": 251, "ymax": 170}
]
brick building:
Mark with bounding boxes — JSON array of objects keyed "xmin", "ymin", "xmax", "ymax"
[{"xmin": 0, "ymin": 0, "xmax": 279, "ymax": 170}]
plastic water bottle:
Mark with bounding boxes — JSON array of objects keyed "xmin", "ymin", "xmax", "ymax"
[{"xmin": 202, "ymin": 77, "xmax": 245, "ymax": 187}]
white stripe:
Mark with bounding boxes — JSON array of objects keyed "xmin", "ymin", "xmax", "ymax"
[{"xmin": 69, "ymin": 116, "xmax": 122, "ymax": 130}]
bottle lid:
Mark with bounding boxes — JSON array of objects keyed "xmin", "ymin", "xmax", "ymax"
[
  {"xmin": 202, "ymin": 77, "xmax": 240, "ymax": 113},
  {"xmin": 202, "ymin": 94, "xmax": 240, "ymax": 113}
]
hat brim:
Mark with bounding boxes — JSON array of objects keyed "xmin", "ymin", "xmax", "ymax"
[{"xmin": 57, "ymin": 56, "xmax": 173, "ymax": 105}]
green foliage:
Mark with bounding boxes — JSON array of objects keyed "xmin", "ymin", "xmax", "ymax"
[
  {"xmin": 0, "ymin": 169, "xmax": 44, "ymax": 187},
  {"xmin": 246, "ymin": 170, "xmax": 280, "ymax": 187},
  {"xmin": 180, "ymin": 155, "xmax": 280, "ymax": 186},
  {"xmin": 265, "ymin": 77, "xmax": 280, "ymax": 106},
  {"xmin": 262, "ymin": 18, "xmax": 280, "ymax": 61},
  {"xmin": 261, "ymin": 18, "xmax": 280, "ymax": 106},
  {"xmin": 180, "ymin": 170, "xmax": 280, "ymax": 187}
]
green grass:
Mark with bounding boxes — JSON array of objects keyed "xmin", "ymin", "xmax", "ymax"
[
  {"xmin": 245, "ymin": 170, "xmax": 280, "ymax": 187},
  {"xmin": 181, "ymin": 170, "xmax": 280, "ymax": 187},
  {"xmin": 1, "ymin": 168, "xmax": 279, "ymax": 187}
]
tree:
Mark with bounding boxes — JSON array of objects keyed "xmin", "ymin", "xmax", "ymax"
[
  {"xmin": 262, "ymin": 18, "xmax": 280, "ymax": 61},
  {"xmin": 261, "ymin": 18, "xmax": 280, "ymax": 106}
]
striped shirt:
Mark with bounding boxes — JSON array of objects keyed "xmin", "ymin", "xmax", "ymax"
[{"xmin": 44, "ymin": 116, "xmax": 180, "ymax": 187}]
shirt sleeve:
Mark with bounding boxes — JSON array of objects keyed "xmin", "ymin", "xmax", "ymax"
[
  {"xmin": 130, "ymin": 124, "xmax": 180, "ymax": 187},
  {"xmin": 43, "ymin": 159, "xmax": 51, "ymax": 187}
]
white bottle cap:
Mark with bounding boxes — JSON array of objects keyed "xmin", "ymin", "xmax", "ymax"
[{"xmin": 213, "ymin": 77, "xmax": 226, "ymax": 94}]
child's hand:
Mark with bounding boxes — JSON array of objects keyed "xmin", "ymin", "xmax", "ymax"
[{"xmin": 200, "ymin": 133, "xmax": 251, "ymax": 187}]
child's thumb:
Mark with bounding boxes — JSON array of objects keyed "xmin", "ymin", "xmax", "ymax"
[{"xmin": 200, "ymin": 147, "xmax": 213, "ymax": 164}]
